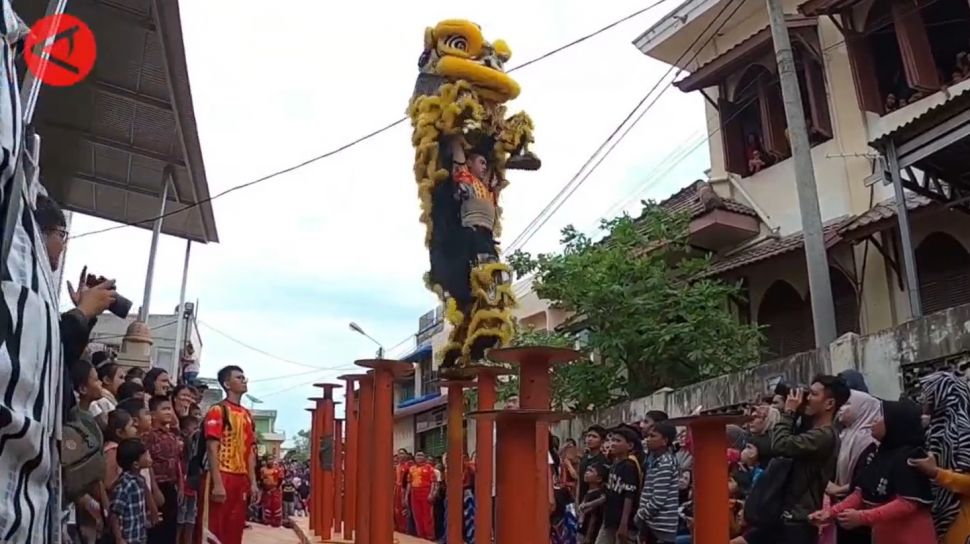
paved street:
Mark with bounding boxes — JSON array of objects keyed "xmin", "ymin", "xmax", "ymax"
[{"xmin": 242, "ymin": 523, "xmax": 302, "ymax": 544}]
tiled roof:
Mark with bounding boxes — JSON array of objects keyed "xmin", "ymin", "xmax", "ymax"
[
  {"xmin": 658, "ymin": 180, "xmax": 759, "ymax": 220},
  {"xmin": 840, "ymin": 194, "xmax": 935, "ymax": 235},
  {"xmin": 702, "ymin": 217, "xmax": 852, "ymax": 277},
  {"xmin": 869, "ymin": 85, "xmax": 970, "ymax": 148}
]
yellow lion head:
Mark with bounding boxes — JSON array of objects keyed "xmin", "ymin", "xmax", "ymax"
[{"xmin": 418, "ymin": 19, "xmax": 520, "ymax": 103}]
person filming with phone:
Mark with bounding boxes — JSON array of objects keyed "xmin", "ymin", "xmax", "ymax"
[
  {"xmin": 35, "ymin": 195, "xmax": 120, "ymax": 415},
  {"xmin": 743, "ymin": 375, "xmax": 848, "ymax": 544}
]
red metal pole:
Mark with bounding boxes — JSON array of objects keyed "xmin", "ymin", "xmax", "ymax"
[
  {"xmin": 468, "ymin": 367, "xmax": 505, "ymax": 544},
  {"xmin": 305, "ymin": 406, "xmax": 319, "ymax": 534},
  {"xmin": 339, "ymin": 374, "xmax": 365, "ymax": 541},
  {"xmin": 356, "ymin": 360, "xmax": 412, "ymax": 544},
  {"xmin": 308, "ymin": 399, "xmax": 327, "ymax": 536},
  {"xmin": 488, "ymin": 347, "xmax": 578, "ymax": 544},
  {"xmin": 444, "ymin": 380, "xmax": 472, "ymax": 544},
  {"xmin": 334, "ymin": 418, "xmax": 345, "ymax": 537},
  {"xmin": 315, "ymin": 383, "xmax": 342, "ymax": 540},
  {"xmin": 685, "ymin": 417, "xmax": 737, "ymax": 544},
  {"xmin": 356, "ymin": 374, "xmax": 375, "ymax": 544}
]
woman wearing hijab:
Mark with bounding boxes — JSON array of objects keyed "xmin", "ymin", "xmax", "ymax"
[
  {"xmin": 916, "ymin": 371, "xmax": 970, "ymax": 542},
  {"xmin": 810, "ymin": 400, "xmax": 935, "ymax": 543},
  {"xmin": 827, "ymin": 390, "xmax": 882, "ymax": 544}
]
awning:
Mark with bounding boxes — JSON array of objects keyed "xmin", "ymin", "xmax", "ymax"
[
  {"xmin": 674, "ymin": 18, "xmax": 818, "ymax": 93},
  {"xmin": 401, "ymin": 343, "xmax": 433, "ymax": 363},
  {"xmin": 395, "ymin": 392, "xmax": 445, "ymax": 418},
  {"xmin": 839, "ymin": 195, "xmax": 936, "ymax": 240},
  {"xmin": 16, "ymin": 0, "xmax": 219, "ymax": 243},
  {"xmin": 702, "ymin": 218, "xmax": 850, "ymax": 277},
  {"xmin": 798, "ymin": 0, "xmax": 859, "ymax": 17}
]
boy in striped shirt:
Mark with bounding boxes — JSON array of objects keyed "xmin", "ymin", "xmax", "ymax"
[{"xmin": 636, "ymin": 422, "xmax": 679, "ymax": 544}]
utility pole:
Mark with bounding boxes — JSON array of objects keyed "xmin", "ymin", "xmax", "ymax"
[{"xmin": 765, "ymin": 1, "xmax": 838, "ymax": 347}]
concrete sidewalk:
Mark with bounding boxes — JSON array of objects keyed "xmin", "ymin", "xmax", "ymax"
[
  {"xmin": 243, "ymin": 522, "xmax": 302, "ymax": 544},
  {"xmin": 290, "ymin": 517, "xmax": 434, "ymax": 544}
]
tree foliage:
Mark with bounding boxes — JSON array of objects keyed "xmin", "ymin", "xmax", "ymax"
[
  {"xmin": 285, "ymin": 429, "xmax": 311, "ymax": 462},
  {"xmin": 492, "ymin": 324, "xmax": 624, "ymax": 412},
  {"xmin": 508, "ymin": 203, "xmax": 763, "ymax": 397}
]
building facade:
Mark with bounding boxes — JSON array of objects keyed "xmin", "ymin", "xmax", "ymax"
[
  {"xmin": 88, "ymin": 304, "xmax": 203, "ymax": 377},
  {"xmin": 628, "ymin": 0, "xmax": 970, "ymax": 359},
  {"xmin": 253, "ymin": 408, "xmax": 286, "ymax": 460}
]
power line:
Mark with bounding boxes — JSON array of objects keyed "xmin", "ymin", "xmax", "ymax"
[
  {"xmin": 505, "ymin": 0, "xmax": 746, "ymax": 254},
  {"xmin": 69, "ymin": 3, "xmax": 672, "ymax": 240},
  {"xmin": 198, "ymin": 320, "xmax": 355, "ymax": 372}
]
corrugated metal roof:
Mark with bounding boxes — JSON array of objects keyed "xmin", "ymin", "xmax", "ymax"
[
  {"xmin": 15, "ymin": 0, "xmax": 219, "ymax": 243},
  {"xmin": 869, "ymin": 84, "xmax": 970, "ymax": 150}
]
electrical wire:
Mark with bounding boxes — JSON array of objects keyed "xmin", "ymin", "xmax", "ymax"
[
  {"xmin": 69, "ymin": 3, "xmax": 673, "ymax": 240},
  {"xmin": 198, "ymin": 320, "xmax": 356, "ymax": 372},
  {"xmin": 504, "ymin": 0, "xmax": 746, "ymax": 255}
]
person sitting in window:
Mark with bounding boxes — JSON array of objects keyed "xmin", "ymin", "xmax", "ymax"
[
  {"xmin": 957, "ymin": 52, "xmax": 970, "ymax": 79},
  {"xmin": 745, "ymin": 133, "xmax": 767, "ymax": 175},
  {"xmin": 885, "ymin": 94, "xmax": 898, "ymax": 112}
]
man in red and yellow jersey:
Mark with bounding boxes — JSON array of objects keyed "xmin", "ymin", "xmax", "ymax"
[
  {"xmin": 406, "ymin": 451, "xmax": 439, "ymax": 540},
  {"xmin": 260, "ymin": 458, "xmax": 284, "ymax": 527},
  {"xmin": 394, "ymin": 449, "xmax": 413, "ymax": 533},
  {"xmin": 196, "ymin": 365, "xmax": 258, "ymax": 544}
]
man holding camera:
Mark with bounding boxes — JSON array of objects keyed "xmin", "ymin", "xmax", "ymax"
[{"xmin": 34, "ymin": 195, "xmax": 118, "ymax": 415}]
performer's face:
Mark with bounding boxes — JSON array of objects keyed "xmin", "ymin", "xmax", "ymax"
[{"xmin": 469, "ymin": 154, "xmax": 488, "ymax": 180}]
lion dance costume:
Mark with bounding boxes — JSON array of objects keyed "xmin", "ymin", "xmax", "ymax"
[{"xmin": 407, "ymin": 19, "xmax": 540, "ymax": 368}]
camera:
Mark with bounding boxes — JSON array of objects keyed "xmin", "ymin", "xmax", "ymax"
[{"xmin": 84, "ymin": 273, "xmax": 133, "ymax": 318}]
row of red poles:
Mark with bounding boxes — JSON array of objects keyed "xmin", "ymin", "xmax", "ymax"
[{"xmin": 306, "ymin": 348, "xmax": 739, "ymax": 544}]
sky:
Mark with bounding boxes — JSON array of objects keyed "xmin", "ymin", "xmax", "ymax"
[{"xmin": 59, "ymin": 0, "xmax": 711, "ymax": 445}]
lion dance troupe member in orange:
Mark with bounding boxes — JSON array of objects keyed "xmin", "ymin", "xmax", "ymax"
[
  {"xmin": 394, "ymin": 450, "xmax": 414, "ymax": 533},
  {"xmin": 261, "ymin": 459, "xmax": 285, "ymax": 527},
  {"xmin": 196, "ymin": 365, "xmax": 259, "ymax": 544},
  {"xmin": 407, "ymin": 452, "xmax": 438, "ymax": 540}
]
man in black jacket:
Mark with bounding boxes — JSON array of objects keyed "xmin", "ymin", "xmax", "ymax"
[{"xmin": 34, "ymin": 195, "xmax": 116, "ymax": 415}]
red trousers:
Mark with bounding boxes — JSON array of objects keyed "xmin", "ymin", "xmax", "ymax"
[
  {"xmin": 394, "ymin": 485, "xmax": 408, "ymax": 533},
  {"xmin": 195, "ymin": 472, "xmax": 251, "ymax": 544},
  {"xmin": 410, "ymin": 486, "xmax": 434, "ymax": 540},
  {"xmin": 262, "ymin": 487, "xmax": 283, "ymax": 527}
]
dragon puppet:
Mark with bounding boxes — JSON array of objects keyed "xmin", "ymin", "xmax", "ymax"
[{"xmin": 407, "ymin": 19, "xmax": 540, "ymax": 369}]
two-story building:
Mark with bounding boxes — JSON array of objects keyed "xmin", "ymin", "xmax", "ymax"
[
  {"xmin": 252, "ymin": 408, "xmax": 286, "ymax": 460},
  {"xmin": 630, "ymin": 0, "xmax": 970, "ymax": 359}
]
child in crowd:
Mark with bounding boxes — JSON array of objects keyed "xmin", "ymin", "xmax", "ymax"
[
  {"xmin": 117, "ymin": 398, "xmax": 162, "ymax": 527},
  {"xmin": 599, "ymin": 427, "xmax": 642, "ymax": 544},
  {"xmin": 104, "ymin": 410, "xmax": 140, "ymax": 490},
  {"xmin": 579, "ymin": 463, "xmax": 608, "ymax": 544},
  {"xmin": 282, "ymin": 477, "xmax": 298, "ymax": 519},
  {"xmin": 177, "ymin": 415, "xmax": 200, "ymax": 544},
  {"xmin": 110, "ymin": 438, "xmax": 150, "ymax": 544},
  {"xmin": 70, "ymin": 359, "xmax": 108, "ymax": 544},
  {"xmin": 637, "ymin": 423, "xmax": 679, "ymax": 544}
]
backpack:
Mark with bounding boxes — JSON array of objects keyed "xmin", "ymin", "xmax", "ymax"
[
  {"xmin": 185, "ymin": 403, "xmax": 231, "ymax": 491},
  {"xmin": 62, "ymin": 406, "xmax": 105, "ymax": 504},
  {"xmin": 742, "ymin": 456, "xmax": 793, "ymax": 526}
]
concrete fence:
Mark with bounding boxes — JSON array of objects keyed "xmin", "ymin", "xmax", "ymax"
[{"xmin": 553, "ymin": 302, "xmax": 970, "ymax": 439}]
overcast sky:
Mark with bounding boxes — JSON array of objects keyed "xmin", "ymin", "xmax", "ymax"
[{"xmin": 60, "ymin": 0, "xmax": 710, "ymax": 444}]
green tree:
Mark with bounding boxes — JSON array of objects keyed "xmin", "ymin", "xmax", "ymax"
[
  {"xmin": 285, "ymin": 429, "xmax": 311, "ymax": 462},
  {"xmin": 509, "ymin": 202, "xmax": 763, "ymax": 397}
]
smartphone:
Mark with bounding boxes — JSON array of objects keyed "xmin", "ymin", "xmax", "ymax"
[{"xmin": 908, "ymin": 447, "xmax": 927, "ymax": 460}]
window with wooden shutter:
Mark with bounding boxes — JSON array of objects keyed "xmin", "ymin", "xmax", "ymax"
[
  {"xmin": 916, "ymin": 232, "xmax": 970, "ymax": 315},
  {"xmin": 892, "ymin": 0, "xmax": 940, "ymax": 91},
  {"xmin": 844, "ymin": 29, "xmax": 884, "ymax": 114},
  {"xmin": 719, "ymin": 97, "xmax": 748, "ymax": 176},
  {"xmin": 804, "ymin": 57, "xmax": 833, "ymax": 138},
  {"xmin": 760, "ymin": 80, "xmax": 789, "ymax": 159}
]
